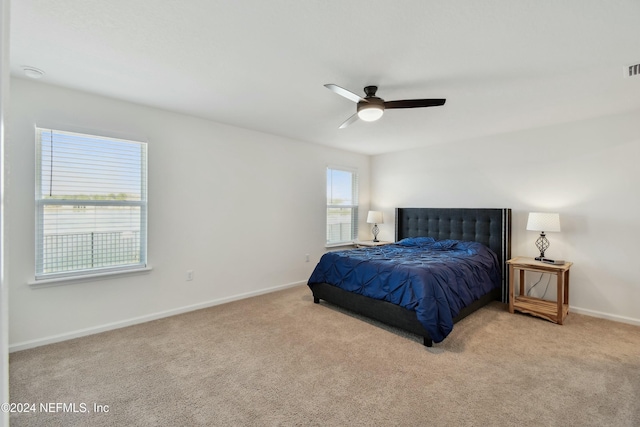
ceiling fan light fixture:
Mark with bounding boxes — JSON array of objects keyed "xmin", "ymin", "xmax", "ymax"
[{"xmin": 357, "ymin": 104, "xmax": 384, "ymax": 122}]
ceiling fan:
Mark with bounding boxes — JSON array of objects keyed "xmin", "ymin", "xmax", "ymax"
[{"xmin": 324, "ymin": 84, "xmax": 446, "ymax": 129}]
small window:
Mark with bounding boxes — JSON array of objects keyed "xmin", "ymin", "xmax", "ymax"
[
  {"xmin": 326, "ymin": 167, "xmax": 359, "ymax": 245},
  {"xmin": 35, "ymin": 128, "xmax": 148, "ymax": 280}
]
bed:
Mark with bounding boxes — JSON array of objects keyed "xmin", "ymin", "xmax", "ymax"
[{"xmin": 308, "ymin": 208, "xmax": 512, "ymax": 346}]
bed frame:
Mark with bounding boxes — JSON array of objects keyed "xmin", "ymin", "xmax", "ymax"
[{"xmin": 310, "ymin": 207, "xmax": 512, "ymax": 347}]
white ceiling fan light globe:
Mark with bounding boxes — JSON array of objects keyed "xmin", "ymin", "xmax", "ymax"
[{"xmin": 357, "ymin": 105, "xmax": 384, "ymax": 122}]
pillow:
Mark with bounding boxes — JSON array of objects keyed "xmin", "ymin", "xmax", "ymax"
[
  {"xmin": 396, "ymin": 237, "xmax": 436, "ymax": 247},
  {"xmin": 430, "ymin": 239, "xmax": 459, "ymax": 250}
]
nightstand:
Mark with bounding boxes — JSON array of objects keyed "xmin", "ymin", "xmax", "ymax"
[
  {"xmin": 353, "ymin": 240, "xmax": 393, "ymax": 248},
  {"xmin": 507, "ymin": 257, "xmax": 573, "ymax": 325}
]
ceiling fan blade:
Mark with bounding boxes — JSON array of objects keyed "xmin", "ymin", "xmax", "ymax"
[
  {"xmin": 338, "ymin": 113, "xmax": 359, "ymax": 129},
  {"xmin": 384, "ymin": 99, "xmax": 446, "ymax": 109},
  {"xmin": 325, "ymin": 84, "xmax": 366, "ymax": 103}
]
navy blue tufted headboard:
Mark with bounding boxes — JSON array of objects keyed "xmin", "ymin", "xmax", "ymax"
[{"xmin": 395, "ymin": 208, "xmax": 512, "ymax": 302}]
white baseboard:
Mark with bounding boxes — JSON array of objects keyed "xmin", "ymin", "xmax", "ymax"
[
  {"xmin": 570, "ymin": 305, "xmax": 640, "ymax": 326},
  {"xmin": 11, "ymin": 285, "xmax": 638, "ymax": 353},
  {"xmin": 9, "ymin": 280, "xmax": 306, "ymax": 353}
]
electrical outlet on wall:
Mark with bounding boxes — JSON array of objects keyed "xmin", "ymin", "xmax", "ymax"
[{"xmin": 186, "ymin": 270, "xmax": 194, "ymax": 281}]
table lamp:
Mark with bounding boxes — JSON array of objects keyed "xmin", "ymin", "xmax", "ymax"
[{"xmin": 526, "ymin": 212, "xmax": 561, "ymax": 260}]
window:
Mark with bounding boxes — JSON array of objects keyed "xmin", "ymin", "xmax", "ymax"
[
  {"xmin": 35, "ymin": 128, "xmax": 148, "ymax": 280},
  {"xmin": 326, "ymin": 167, "xmax": 358, "ymax": 245}
]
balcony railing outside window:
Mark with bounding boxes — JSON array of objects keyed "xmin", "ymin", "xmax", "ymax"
[{"xmin": 42, "ymin": 231, "xmax": 141, "ymax": 274}]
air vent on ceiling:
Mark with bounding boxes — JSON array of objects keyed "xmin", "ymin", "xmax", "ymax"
[{"xmin": 625, "ymin": 63, "xmax": 640, "ymax": 78}]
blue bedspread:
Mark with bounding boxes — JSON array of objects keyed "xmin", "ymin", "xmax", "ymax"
[{"xmin": 307, "ymin": 238, "xmax": 501, "ymax": 343}]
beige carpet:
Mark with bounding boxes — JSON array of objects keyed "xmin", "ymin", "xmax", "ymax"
[{"xmin": 9, "ymin": 285, "xmax": 640, "ymax": 426}]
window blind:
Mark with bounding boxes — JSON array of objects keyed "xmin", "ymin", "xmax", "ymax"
[
  {"xmin": 35, "ymin": 128, "xmax": 148, "ymax": 279},
  {"xmin": 326, "ymin": 167, "xmax": 359, "ymax": 245}
]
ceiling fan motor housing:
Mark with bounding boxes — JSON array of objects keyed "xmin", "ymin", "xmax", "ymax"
[{"xmin": 363, "ymin": 86, "xmax": 379, "ymax": 97}]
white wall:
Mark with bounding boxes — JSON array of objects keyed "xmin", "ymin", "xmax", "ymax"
[
  {"xmin": 371, "ymin": 110, "xmax": 640, "ymax": 324},
  {"xmin": 6, "ymin": 78, "xmax": 370, "ymax": 349},
  {"xmin": 1, "ymin": 0, "xmax": 10, "ymax": 423}
]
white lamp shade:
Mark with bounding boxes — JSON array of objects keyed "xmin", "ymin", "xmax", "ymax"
[
  {"xmin": 526, "ymin": 212, "xmax": 561, "ymax": 232},
  {"xmin": 366, "ymin": 210, "xmax": 383, "ymax": 224}
]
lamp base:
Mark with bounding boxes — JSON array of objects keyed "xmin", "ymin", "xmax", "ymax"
[
  {"xmin": 372, "ymin": 224, "xmax": 379, "ymax": 242},
  {"xmin": 534, "ymin": 233, "xmax": 549, "ymax": 260}
]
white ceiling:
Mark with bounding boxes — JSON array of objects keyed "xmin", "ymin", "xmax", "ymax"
[{"xmin": 10, "ymin": 0, "xmax": 640, "ymax": 155}]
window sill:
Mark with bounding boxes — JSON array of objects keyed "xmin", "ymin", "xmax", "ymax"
[
  {"xmin": 28, "ymin": 266, "xmax": 153, "ymax": 288},
  {"xmin": 325, "ymin": 242, "xmax": 356, "ymax": 249}
]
